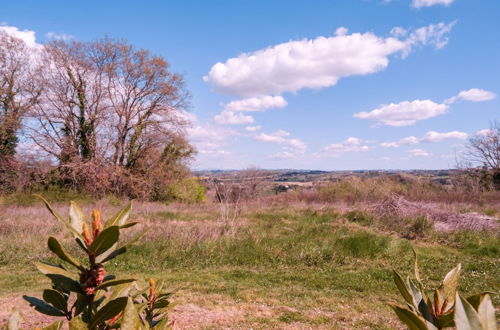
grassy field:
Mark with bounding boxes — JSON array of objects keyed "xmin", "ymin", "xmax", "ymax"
[{"xmin": 0, "ymin": 193, "xmax": 498, "ymax": 329}]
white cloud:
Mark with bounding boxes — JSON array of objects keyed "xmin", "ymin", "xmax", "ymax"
[
  {"xmin": 381, "ymin": 130, "xmax": 468, "ymax": 147},
  {"xmin": 476, "ymin": 128, "xmax": 493, "ymax": 137},
  {"xmin": 317, "ymin": 137, "xmax": 370, "ymax": 157},
  {"xmin": 411, "ymin": 0, "xmax": 455, "ymax": 8},
  {"xmin": 204, "ymin": 22, "xmax": 455, "ymax": 98},
  {"xmin": 444, "ymin": 88, "xmax": 497, "ymax": 104},
  {"xmin": 46, "ymin": 32, "xmax": 74, "ymax": 41},
  {"xmin": 214, "ymin": 111, "xmax": 254, "ymax": 125},
  {"xmin": 254, "ymin": 130, "xmax": 307, "ymax": 159},
  {"xmin": 186, "ymin": 114, "xmax": 238, "ymax": 158},
  {"xmin": 381, "ymin": 136, "xmax": 419, "ymax": 148},
  {"xmin": 391, "ymin": 27, "xmax": 408, "ymax": 38},
  {"xmin": 245, "ymin": 125, "xmax": 262, "ymax": 132},
  {"xmin": 408, "ymin": 149, "xmax": 432, "ymax": 157},
  {"xmin": 402, "ymin": 21, "xmax": 456, "ymax": 55},
  {"xmin": 420, "ymin": 130, "xmax": 468, "ymax": 142},
  {"xmin": 224, "ymin": 95, "xmax": 287, "ymax": 112},
  {"xmin": 0, "ymin": 25, "xmax": 38, "ymax": 47},
  {"xmin": 335, "ymin": 27, "xmax": 349, "ymax": 36},
  {"xmin": 354, "ymin": 100, "xmax": 449, "ymax": 126}
]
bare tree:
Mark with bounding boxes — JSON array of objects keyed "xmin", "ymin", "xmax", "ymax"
[
  {"xmin": 0, "ymin": 30, "xmax": 42, "ymax": 191},
  {"xmin": 466, "ymin": 120, "xmax": 500, "ymax": 170},
  {"xmin": 26, "ymin": 37, "xmax": 193, "ymax": 197},
  {"xmin": 0, "ymin": 30, "xmax": 41, "ymax": 158},
  {"xmin": 458, "ymin": 120, "xmax": 500, "ymax": 190}
]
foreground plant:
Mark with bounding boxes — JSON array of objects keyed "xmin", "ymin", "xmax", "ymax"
[
  {"xmin": 20, "ymin": 196, "xmax": 173, "ymax": 329},
  {"xmin": 389, "ymin": 249, "xmax": 496, "ymax": 329}
]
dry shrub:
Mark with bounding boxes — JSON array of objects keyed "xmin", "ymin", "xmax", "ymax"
[{"xmin": 373, "ymin": 194, "xmax": 498, "ymax": 232}]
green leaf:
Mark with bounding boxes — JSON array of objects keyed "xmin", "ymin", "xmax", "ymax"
[
  {"xmin": 389, "ymin": 303, "xmax": 437, "ymax": 330},
  {"xmin": 69, "ymin": 316, "xmax": 88, "ymax": 330},
  {"xmin": 454, "ymin": 292, "xmax": 483, "ymax": 330},
  {"xmin": 35, "ymin": 262, "xmax": 70, "ymax": 277},
  {"xmin": 120, "ymin": 298, "xmax": 142, "ymax": 330},
  {"xmin": 120, "ymin": 222, "xmax": 139, "ymax": 229},
  {"xmin": 42, "ymin": 289, "xmax": 67, "ymax": 312},
  {"xmin": 42, "ymin": 320, "xmax": 64, "ymax": 330},
  {"xmin": 153, "ymin": 299, "xmax": 170, "ymax": 309},
  {"xmin": 35, "ymin": 194, "xmax": 84, "ymax": 240},
  {"xmin": 477, "ymin": 294, "xmax": 496, "ymax": 330},
  {"xmin": 88, "ymin": 226, "xmax": 120, "ymax": 256},
  {"xmin": 96, "ymin": 278, "xmax": 136, "ymax": 291},
  {"xmin": 153, "ymin": 316, "xmax": 172, "ymax": 330},
  {"xmin": 69, "ymin": 201, "xmax": 85, "ymax": 237},
  {"xmin": 73, "ymin": 294, "xmax": 87, "ymax": 316},
  {"xmin": 436, "ymin": 311, "xmax": 455, "ymax": 329},
  {"xmin": 393, "ymin": 271, "xmax": 415, "ymax": 307},
  {"xmin": 466, "ymin": 292, "xmax": 493, "ymax": 310},
  {"xmin": 47, "ymin": 274, "xmax": 82, "ymax": 293},
  {"xmin": 439, "ymin": 263, "xmax": 461, "ymax": 312},
  {"xmin": 89, "ymin": 297, "xmax": 128, "ymax": 329},
  {"xmin": 105, "ymin": 203, "xmax": 132, "ymax": 228},
  {"xmin": 23, "ymin": 296, "xmax": 66, "ymax": 317},
  {"xmin": 48, "ymin": 237, "xmax": 83, "ymax": 270},
  {"xmin": 99, "ymin": 228, "xmax": 149, "ymax": 263}
]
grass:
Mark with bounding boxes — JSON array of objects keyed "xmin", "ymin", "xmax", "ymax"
[{"xmin": 0, "ymin": 200, "xmax": 498, "ymax": 328}]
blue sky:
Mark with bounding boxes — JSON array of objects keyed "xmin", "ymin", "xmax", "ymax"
[{"xmin": 1, "ymin": 0, "xmax": 499, "ymax": 170}]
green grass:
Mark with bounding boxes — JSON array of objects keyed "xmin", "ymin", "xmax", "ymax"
[{"xmin": 1, "ymin": 205, "xmax": 498, "ymax": 328}]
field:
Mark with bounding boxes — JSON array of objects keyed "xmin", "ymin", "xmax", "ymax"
[{"xmin": 0, "ymin": 174, "xmax": 499, "ymax": 329}]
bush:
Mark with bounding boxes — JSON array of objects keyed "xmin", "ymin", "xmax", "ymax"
[
  {"xmin": 163, "ymin": 177, "xmax": 206, "ymax": 203},
  {"xmin": 17, "ymin": 196, "xmax": 173, "ymax": 329}
]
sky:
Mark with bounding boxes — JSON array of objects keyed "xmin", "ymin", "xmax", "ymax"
[{"xmin": 1, "ymin": 0, "xmax": 499, "ymax": 170}]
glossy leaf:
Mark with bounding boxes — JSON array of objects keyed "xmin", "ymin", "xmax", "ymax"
[
  {"xmin": 35, "ymin": 195, "xmax": 84, "ymax": 240},
  {"xmin": 96, "ymin": 278, "xmax": 136, "ymax": 291},
  {"xmin": 23, "ymin": 296, "xmax": 66, "ymax": 317},
  {"xmin": 105, "ymin": 203, "xmax": 132, "ymax": 228},
  {"xmin": 454, "ymin": 293, "xmax": 483, "ymax": 330},
  {"xmin": 89, "ymin": 296, "xmax": 128, "ymax": 329},
  {"xmin": 88, "ymin": 226, "xmax": 119, "ymax": 256},
  {"xmin": 42, "ymin": 289, "xmax": 67, "ymax": 312},
  {"xmin": 393, "ymin": 271, "xmax": 414, "ymax": 306},
  {"xmin": 389, "ymin": 304, "xmax": 437, "ymax": 330},
  {"xmin": 69, "ymin": 201, "xmax": 85, "ymax": 238},
  {"xmin": 48, "ymin": 237, "xmax": 83, "ymax": 270},
  {"xmin": 440, "ymin": 264, "xmax": 461, "ymax": 312},
  {"xmin": 120, "ymin": 298, "xmax": 142, "ymax": 330},
  {"xmin": 477, "ymin": 294, "xmax": 496, "ymax": 330}
]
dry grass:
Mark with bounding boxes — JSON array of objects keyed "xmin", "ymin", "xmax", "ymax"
[{"xmin": 0, "ymin": 183, "xmax": 498, "ymax": 329}]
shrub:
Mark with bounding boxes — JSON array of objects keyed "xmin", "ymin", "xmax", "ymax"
[
  {"xmin": 18, "ymin": 196, "xmax": 173, "ymax": 329},
  {"xmin": 389, "ymin": 249, "xmax": 496, "ymax": 329},
  {"xmin": 164, "ymin": 177, "xmax": 206, "ymax": 203}
]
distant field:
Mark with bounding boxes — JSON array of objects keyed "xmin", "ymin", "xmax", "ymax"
[{"xmin": 0, "ymin": 190, "xmax": 498, "ymax": 328}]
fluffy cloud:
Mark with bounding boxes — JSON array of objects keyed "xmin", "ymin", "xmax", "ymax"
[
  {"xmin": 444, "ymin": 88, "xmax": 497, "ymax": 104},
  {"xmin": 318, "ymin": 137, "xmax": 370, "ymax": 157},
  {"xmin": 411, "ymin": 0, "xmax": 455, "ymax": 8},
  {"xmin": 408, "ymin": 149, "xmax": 432, "ymax": 157},
  {"xmin": 214, "ymin": 111, "xmax": 254, "ymax": 125},
  {"xmin": 420, "ymin": 130, "xmax": 468, "ymax": 142},
  {"xmin": 381, "ymin": 130, "xmax": 467, "ymax": 147},
  {"xmin": 0, "ymin": 25, "xmax": 38, "ymax": 47},
  {"xmin": 245, "ymin": 125, "xmax": 262, "ymax": 132},
  {"xmin": 186, "ymin": 114, "xmax": 238, "ymax": 157},
  {"xmin": 354, "ymin": 100, "xmax": 449, "ymax": 126},
  {"xmin": 380, "ymin": 136, "xmax": 419, "ymax": 148},
  {"xmin": 402, "ymin": 21, "xmax": 456, "ymax": 55},
  {"xmin": 204, "ymin": 22, "xmax": 455, "ymax": 98},
  {"xmin": 224, "ymin": 95, "xmax": 287, "ymax": 112},
  {"xmin": 46, "ymin": 32, "xmax": 74, "ymax": 41},
  {"xmin": 254, "ymin": 130, "xmax": 307, "ymax": 159}
]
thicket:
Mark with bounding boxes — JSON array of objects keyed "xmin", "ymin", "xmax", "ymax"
[{"xmin": 0, "ymin": 30, "xmax": 195, "ymax": 201}]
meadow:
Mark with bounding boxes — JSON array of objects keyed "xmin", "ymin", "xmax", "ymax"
[{"xmin": 0, "ymin": 175, "xmax": 498, "ymax": 329}]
